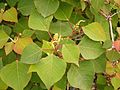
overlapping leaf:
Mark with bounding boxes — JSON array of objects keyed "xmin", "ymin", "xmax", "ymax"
[
  {"xmin": 34, "ymin": 0, "xmax": 59, "ymax": 17},
  {"xmin": 79, "ymin": 36, "xmax": 105, "ymax": 59},
  {"xmin": 29, "ymin": 10, "xmax": 53, "ymax": 31},
  {"xmin": 0, "ymin": 30, "xmax": 9, "ymax": 49},
  {"xmin": 29, "ymin": 55, "xmax": 67, "ymax": 89},
  {"xmin": 62, "ymin": 44, "xmax": 80, "ymax": 66},
  {"xmin": 0, "ymin": 61, "xmax": 32, "ymax": 90},
  {"xmin": 0, "ymin": 7, "xmax": 18, "ymax": 23},
  {"xmin": 54, "ymin": 2, "xmax": 73, "ymax": 20},
  {"xmin": 67, "ymin": 61, "xmax": 95, "ymax": 90},
  {"xmin": 21, "ymin": 43, "xmax": 42, "ymax": 64},
  {"xmin": 13, "ymin": 37, "xmax": 33, "ymax": 54},
  {"xmin": 82, "ymin": 22, "xmax": 106, "ymax": 42},
  {"xmin": 50, "ymin": 21, "xmax": 72, "ymax": 36}
]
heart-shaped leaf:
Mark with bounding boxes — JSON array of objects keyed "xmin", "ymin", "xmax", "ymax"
[
  {"xmin": 0, "ymin": 30, "xmax": 9, "ymax": 49},
  {"xmin": 34, "ymin": 0, "xmax": 59, "ymax": 17},
  {"xmin": 21, "ymin": 43, "xmax": 42, "ymax": 64},
  {"xmin": 82, "ymin": 22, "xmax": 106, "ymax": 42},
  {"xmin": 29, "ymin": 10, "xmax": 53, "ymax": 31},
  {"xmin": 79, "ymin": 36, "xmax": 105, "ymax": 59},
  {"xmin": 50, "ymin": 21, "xmax": 72, "ymax": 36},
  {"xmin": 62, "ymin": 44, "xmax": 80, "ymax": 66},
  {"xmin": 18, "ymin": 0, "xmax": 35, "ymax": 16},
  {"xmin": 13, "ymin": 37, "xmax": 33, "ymax": 54},
  {"xmin": 29, "ymin": 55, "xmax": 67, "ymax": 89},
  {"xmin": 54, "ymin": 2, "xmax": 73, "ymax": 20},
  {"xmin": 2, "ymin": 7, "xmax": 18, "ymax": 23},
  {"xmin": 0, "ymin": 61, "xmax": 32, "ymax": 90},
  {"xmin": 67, "ymin": 61, "xmax": 95, "ymax": 90}
]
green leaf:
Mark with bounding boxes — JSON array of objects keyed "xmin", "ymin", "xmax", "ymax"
[
  {"xmin": 35, "ymin": 30, "xmax": 50, "ymax": 41},
  {"xmin": 62, "ymin": 44, "xmax": 80, "ymax": 66},
  {"xmin": 22, "ymin": 29, "xmax": 34, "ymax": 38},
  {"xmin": 18, "ymin": 0, "xmax": 35, "ymax": 16},
  {"xmin": 91, "ymin": 0, "xmax": 104, "ymax": 11},
  {"xmin": 0, "ymin": 58, "xmax": 8, "ymax": 90},
  {"xmin": 34, "ymin": 0, "xmax": 59, "ymax": 17},
  {"xmin": 53, "ymin": 75, "xmax": 67, "ymax": 90},
  {"xmin": 106, "ymin": 50, "xmax": 120, "ymax": 61},
  {"xmin": 0, "ymin": 61, "xmax": 32, "ymax": 90},
  {"xmin": 0, "ymin": 25, "xmax": 12, "ymax": 35},
  {"xmin": 6, "ymin": 0, "xmax": 19, "ymax": 7},
  {"xmin": 54, "ymin": 2, "xmax": 73, "ymax": 20},
  {"xmin": 61, "ymin": 0, "xmax": 80, "ymax": 6},
  {"xmin": 42, "ymin": 40, "xmax": 54, "ymax": 54},
  {"xmin": 13, "ymin": 17, "xmax": 29, "ymax": 33},
  {"xmin": 29, "ymin": 55, "xmax": 67, "ymax": 89},
  {"xmin": 79, "ymin": 36, "xmax": 105, "ymax": 59},
  {"xmin": 2, "ymin": 52, "xmax": 16, "ymax": 66},
  {"xmin": 50, "ymin": 21, "xmax": 72, "ymax": 36},
  {"xmin": 111, "ymin": 77, "xmax": 120, "ymax": 90},
  {"xmin": 28, "ymin": 10, "xmax": 53, "ymax": 31},
  {"xmin": 0, "ymin": 3, "xmax": 5, "ymax": 10},
  {"xmin": 82, "ymin": 22, "xmax": 106, "ymax": 42},
  {"xmin": 90, "ymin": 7, "xmax": 110, "ymax": 40},
  {"xmin": 67, "ymin": 61, "xmax": 95, "ymax": 90},
  {"xmin": 0, "ymin": 78, "xmax": 8, "ymax": 90},
  {"xmin": 0, "ymin": 30, "xmax": 9, "ymax": 49},
  {"xmin": 21, "ymin": 43, "xmax": 42, "ymax": 64},
  {"xmin": 92, "ymin": 54, "xmax": 107, "ymax": 73}
]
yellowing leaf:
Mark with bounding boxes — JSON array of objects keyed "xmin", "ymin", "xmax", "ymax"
[
  {"xmin": 5, "ymin": 42, "xmax": 14, "ymax": 55},
  {"xmin": 13, "ymin": 37, "xmax": 33, "ymax": 54},
  {"xmin": 0, "ymin": 30, "xmax": 9, "ymax": 49},
  {"xmin": 2, "ymin": 7, "xmax": 18, "ymax": 23}
]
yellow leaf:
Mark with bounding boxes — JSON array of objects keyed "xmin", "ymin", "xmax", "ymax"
[{"xmin": 2, "ymin": 7, "xmax": 18, "ymax": 23}]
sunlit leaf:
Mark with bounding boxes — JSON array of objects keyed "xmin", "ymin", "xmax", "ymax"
[
  {"xmin": 21, "ymin": 43, "xmax": 42, "ymax": 64},
  {"xmin": 79, "ymin": 36, "xmax": 105, "ymax": 59},
  {"xmin": 82, "ymin": 22, "xmax": 106, "ymax": 41},
  {"xmin": 3, "ymin": 7, "xmax": 18, "ymax": 23},
  {"xmin": 67, "ymin": 61, "xmax": 95, "ymax": 90},
  {"xmin": 0, "ymin": 61, "xmax": 32, "ymax": 90},
  {"xmin": 29, "ymin": 10, "xmax": 53, "ymax": 31},
  {"xmin": 29, "ymin": 55, "xmax": 67, "ymax": 89},
  {"xmin": 34, "ymin": 0, "xmax": 59, "ymax": 17},
  {"xmin": 13, "ymin": 37, "xmax": 33, "ymax": 54},
  {"xmin": 0, "ymin": 30, "xmax": 9, "ymax": 49}
]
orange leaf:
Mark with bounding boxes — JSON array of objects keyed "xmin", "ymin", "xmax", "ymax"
[{"xmin": 13, "ymin": 37, "xmax": 33, "ymax": 54}]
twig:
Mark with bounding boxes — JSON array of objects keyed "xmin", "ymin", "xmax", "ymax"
[
  {"xmin": 67, "ymin": 83, "xmax": 70, "ymax": 90},
  {"xmin": 48, "ymin": 31, "xmax": 53, "ymax": 40},
  {"xmin": 111, "ymin": 10, "xmax": 120, "ymax": 17},
  {"xmin": 9, "ymin": 37, "xmax": 16, "ymax": 43},
  {"xmin": 108, "ymin": 18, "xmax": 114, "ymax": 43}
]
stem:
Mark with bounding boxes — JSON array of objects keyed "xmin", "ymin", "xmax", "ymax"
[
  {"xmin": 111, "ymin": 10, "xmax": 120, "ymax": 17},
  {"xmin": 67, "ymin": 83, "xmax": 70, "ymax": 90},
  {"xmin": 48, "ymin": 31, "xmax": 53, "ymax": 40},
  {"xmin": 9, "ymin": 37, "xmax": 16, "ymax": 43},
  {"xmin": 109, "ymin": 18, "xmax": 114, "ymax": 43}
]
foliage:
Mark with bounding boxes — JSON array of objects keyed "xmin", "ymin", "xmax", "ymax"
[{"xmin": 0, "ymin": 0, "xmax": 120, "ymax": 90}]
